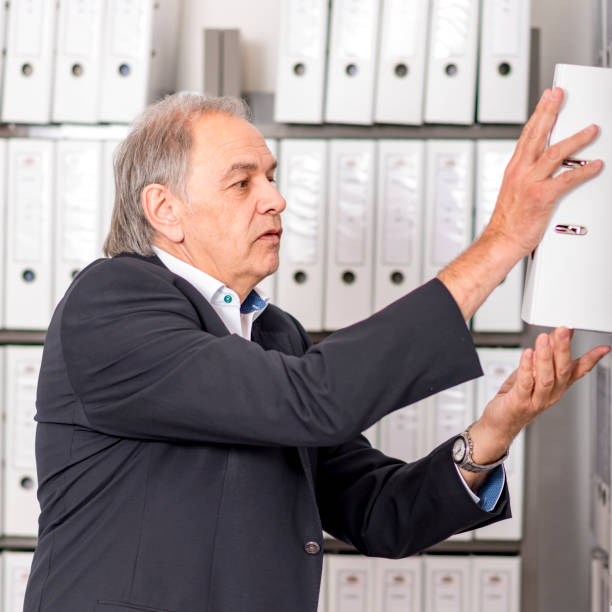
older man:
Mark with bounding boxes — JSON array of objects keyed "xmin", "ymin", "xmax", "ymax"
[{"xmin": 25, "ymin": 90, "xmax": 607, "ymax": 612}]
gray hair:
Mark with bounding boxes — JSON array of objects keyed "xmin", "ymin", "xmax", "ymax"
[{"xmin": 103, "ymin": 92, "xmax": 251, "ymax": 257}]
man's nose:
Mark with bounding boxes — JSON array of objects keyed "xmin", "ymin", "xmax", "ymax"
[{"xmin": 259, "ymin": 180, "xmax": 286, "ymax": 214}]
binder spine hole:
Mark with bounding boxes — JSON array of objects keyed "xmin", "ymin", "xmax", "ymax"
[
  {"xmin": 293, "ymin": 271, "xmax": 307, "ymax": 284},
  {"xmin": 345, "ymin": 63, "xmax": 358, "ymax": 77},
  {"xmin": 71, "ymin": 63, "xmax": 84, "ymax": 77},
  {"xmin": 22, "ymin": 269, "xmax": 36, "ymax": 283},
  {"xmin": 21, "ymin": 63, "xmax": 33, "ymax": 77},
  {"xmin": 498, "ymin": 62, "xmax": 512, "ymax": 76},
  {"xmin": 394, "ymin": 63, "xmax": 408, "ymax": 78},
  {"xmin": 444, "ymin": 63, "xmax": 458, "ymax": 76},
  {"xmin": 390, "ymin": 271, "xmax": 404, "ymax": 285},
  {"xmin": 293, "ymin": 63, "xmax": 306, "ymax": 76},
  {"xmin": 341, "ymin": 271, "xmax": 356, "ymax": 284},
  {"xmin": 118, "ymin": 63, "xmax": 131, "ymax": 77},
  {"xmin": 71, "ymin": 269, "xmax": 80, "ymax": 279},
  {"xmin": 20, "ymin": 477, "xmax": 34, "ymax": 490}
]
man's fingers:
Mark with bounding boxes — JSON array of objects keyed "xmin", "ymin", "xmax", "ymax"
[
  {"xmin": 515, "ymin": 88, "xmax": 563, "ymax": 160},
  {"xmin": 514, "ymin": 348, "xmax": 535, "ymax": 402},
  {"xmin": 569, "ymin": 345, "xmax": 611, "ymax": 385},
  {"xmin": 533, "ymin": 124, "xmax": 600, "ymax": 181},
  {"xmin": 532, "ymin": 333, "xmax": 554, "ymax": 408},
  {"xmin": 550, "ymin": 327, "xmax": 573, "ymax": 385},
  {"xmin": 546, "ymin": 159, "xmax": 603, "ymax": 201}
]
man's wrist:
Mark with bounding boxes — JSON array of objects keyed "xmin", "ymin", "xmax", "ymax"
[{"xmin": 467, "ymin": 419, "xmax": 513, "ymax": 466}]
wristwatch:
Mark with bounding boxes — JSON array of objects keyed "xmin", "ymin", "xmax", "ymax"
[{"xmin": 452, "ymin": 427, "xmax": 509, "ymax": 473}]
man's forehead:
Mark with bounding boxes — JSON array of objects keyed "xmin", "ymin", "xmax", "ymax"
[{"xmin": 192, "ymin": 113, "xmax": 271, "ymax": 164}]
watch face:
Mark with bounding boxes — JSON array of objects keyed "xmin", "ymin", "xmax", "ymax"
[{"xmin": 452, "ymin": 437, "xmax": 466, "ymax": 463}]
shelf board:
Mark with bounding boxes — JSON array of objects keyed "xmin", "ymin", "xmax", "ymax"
[
  {"xmin": 0, "ymin": 330, "xmax": 46, "ymax": 344},
  {"xmin": 323, "ymin": 537, "xmax": 520, "ymax": 555},
  {"xmin": 0, "ymin": 537, "xmax": 37, "ymax": 551}
]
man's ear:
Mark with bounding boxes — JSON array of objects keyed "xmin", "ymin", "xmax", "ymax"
[{"xmin": 141, "ymin": 183, "xmax": 185, "ymax": 243}]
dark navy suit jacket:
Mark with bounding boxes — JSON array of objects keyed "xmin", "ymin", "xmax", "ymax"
[{"xmin": 24, "ymin": 253, "xmax": 510, "ymax": 612}]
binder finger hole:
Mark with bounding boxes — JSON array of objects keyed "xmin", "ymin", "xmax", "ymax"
[
  {"xmin": 71, "ymin": 63, "xmax": 84, "ymax": 77},
  {"xmin": 71, "ymin": 268, "xmax": 80, "ymax": 279},
  {"xmin": 390, "ymin": 271, "xmax": 404, "ymax": 285},
  {"xmin": 293, "ymin": 63, "xmax": 306, "ymax": 76},
  {"xmin": 394, "ymin": 63, "xmax": 408, "ymax": 78},
  {"xmin": 345, "ymin": 63, "xmax": 358, "ymax": 77},
  {"xmin": 118, "ymin": 63, "xmax": 131, "ymax": 77},
  {"xmin": 22, "ymin": 269, "xmax": 36, "ymax": 283},
  {"xmin": 498, "ymin": 62, "xmax": 512, "ymax": 76},
  {"xmin": 20, "ymin": 476, "xmax": 34, "ymax": 490},
  {"xmin": 341, "ymin": 271, "xmax": 356, "ymax": 284},
  {"xmin": 21, "ymin": 63, "xmax": 33, "ymax": 77},
  {"xmin": 444, "ymin": 63, "xmax": 458, "ymax": 76},
  {"xmin": 293, "ymin": 270, "xmax": 307, "ymax": 284}
]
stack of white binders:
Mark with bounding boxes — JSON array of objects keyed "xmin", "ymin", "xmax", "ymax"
[
  {"xmin": 275, "ymin": 0, "xmax": 532, "ymax": 125},
  {"xmin": 0, "ymin": 0, "xmax": 180, "ymax": 125}
]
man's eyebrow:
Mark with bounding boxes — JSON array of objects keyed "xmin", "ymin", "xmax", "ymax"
[{"xmin": 220, "ymin": 160, "xmax": 278, "ymax": 182}]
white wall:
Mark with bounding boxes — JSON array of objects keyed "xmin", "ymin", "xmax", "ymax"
[
  {"xmin": 176, "ymin": 0, "xmax": 282, "ymax": 94},
  {"xmin": 177, "ymin": 0, "xmax": 602, "ymax": 96}
]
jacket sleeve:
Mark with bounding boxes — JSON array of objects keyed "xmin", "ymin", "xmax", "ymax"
[
  {"xmin": 57, "ymin": 256, "xmax": 482, "ymax": 446},
  {"xmin": 314, "ymin": 436, "xmax": 511, "ymax": 557}
]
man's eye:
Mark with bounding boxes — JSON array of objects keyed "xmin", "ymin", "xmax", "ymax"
[{"xmin": 235, "ymin": 179, "xmax": 249, "ymax": 189}]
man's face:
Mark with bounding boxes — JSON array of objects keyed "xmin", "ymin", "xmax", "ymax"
[{"xmin": 179, "ymin": 112, "xmax": 285, "ymax": 295}]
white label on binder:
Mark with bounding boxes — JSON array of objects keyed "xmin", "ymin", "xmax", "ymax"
[
  {"xmin": 382, "ymin": 405, "xmax": 421, "ymax": 463},
  {"xmin": 487, "ymin": 0, "xmax": 521, "ymax": 56},
  {"xmin": 382, "ymin": 153, "xmax": 419, "ymax": 266},
  {"xmin": 15, "ymin": 0, "xmax": 43, "ymax": 56},
  {"xmin": 63, "ymin": 0, "xmax": 99, "ymax": 56},
  {"xmin": 14, "ymin": 153, "xmax": 45, "ymax": 262},
  {"xmin": 383, "ymin": 570, "xmax": 416, "ymax": 611},
  {"xmin": 382, "ymin": 0, "xmax": 419, "ymax": 58},
  {"xmin": 433, "ymin": 571, "xmax": 463, "ymax": 611},
  {"xmin": 432, "ymin": 153, "xmax": 469, "ymax": 267},
  {"xmin": 59, "ymin": 149, "xmax": 99, "ymax": 262},
  {"xmin": 13, "ymin": 360, "xmax": 37, "ymax": 471},
  {"xmin": 110, "ymin": 0, "xmax": 148, "ymax": 57},
  {"xmin": 336, "ymin": 154, "xmax": 369, "ymax": 265},
  {"xmin": 287, "ymin": 0, "xmax": 325, "ymax": 58},
  {"xmin": 337, "ymin": 570, "xmax": 368, "ymax": 611},
  {"xmin": 432, "ymin": 0, "xmax": 471, "ymax": 58},
  {"xmin": 480, "ymin": 570, "xmax": 511, "ymax": 612},
  {"xmin": 337, "ymin": 0, "xmax": 378, "ymax": 59},
  {"xmin": 434, "ymin": 385, "xmax": 470, "ymax": 446},
  {"xmin": 284, "ymin": 152, "xmax": 323, "ymax": 265}
]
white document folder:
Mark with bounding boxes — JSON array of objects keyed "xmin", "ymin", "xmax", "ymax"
[
  {"xmin": 475, "ymin": 347, "xmax": 524, "ymax": 541},
  {"xmin": 52, "ymin": 0, "xmax": 105, "ymax": 123},
  {"xmin": 473, "ymin": 140, "xmax": 524, "ymax": 332},
  {"xmin": 374, "ymin": 140, "xmax": 425, "ymax": 312},
  {"xmin": 99, "ymin": 0, "xmax": 154, "ymax": 123},
  {"xmin": 5, "ymin": 139, "xmax": 54, "ymax": 330},
  {"xmin": 3, "ymin": 346, "xmax": 42, "ymax": 538},
  {"xmin": 277, "ymin": 139, "xmax": 327, "ymax": 330},
  {"xmin": 424, "ymin": 0, "xmax": 479, "ymax": 124},
  {"xmin": 318, "ymin": 555, "xmax": 327, "ymax": 612},
  {"xmin": 2, "ymin": 0, "xmax": 57, "ymax": 124},
  {"xmin": 2, "ymin": 551, "xmax": 34, "ymax": 612},
  {"xmin": 324, "ymin": 139, "xmax": 375, "ymax": 330},
  {"xmin": 424, "ymin": 555, "xmax": 470, "ymax": 612},
  {"xmin": 423, "ymin": 140, "xmax": 474, "ymax": 282},
  {"xmin": 379, "ymin": 402, "xmax": 426, "ymax": 464},
  {"xmin": 522, "ymin": 64, "xmax": 612, "ymax": 333},
  {"xmin": 471, "ymin": 556, "xmax": 521, "ymax": 612},
  {"xmin": 0, "ymin": 140, "xmax": 6, "ymax": 328},
  {"xmin": 54, "ymin": 139, "xmax": 103, "ymax": 305},
  {"xmin": 274, "ymin": 0, "xmax": 329, "ymax": 124},
  {"xmin": 374, "ymin": 0, "xmax": 430, "ymax": 125},
  {"xmin": 477, "ymin": 0, "xmax": 531, "ymax": 124},
  {"xmin": 324, "ymin": 0, "xmax": 381, "ymax": 125},
  {"xmin": 327, "ymin": 555, "xmax": 374, "ymax": 612},
  {"xmin": 374, "ymin": 557, "xmax": 423, "ymax": 612}
]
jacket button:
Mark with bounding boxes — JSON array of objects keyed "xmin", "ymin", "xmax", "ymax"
[{"xmin": 304, "ymin": 541, "xmax": 321, "ymax": 555}]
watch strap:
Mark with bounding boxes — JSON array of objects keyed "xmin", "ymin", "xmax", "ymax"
[{"xmin": 455, "ymin": 427, "xmax": 509, "ymax": 473}]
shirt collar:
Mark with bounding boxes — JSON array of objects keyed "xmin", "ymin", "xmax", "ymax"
[{"xmin": 152, "ymin": 246, "xmax": 269, "ymax": 317}]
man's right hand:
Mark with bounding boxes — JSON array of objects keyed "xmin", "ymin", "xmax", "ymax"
[{"xmin": 437, "ymin": 87, "xmax": 603, "ymax": 321}]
